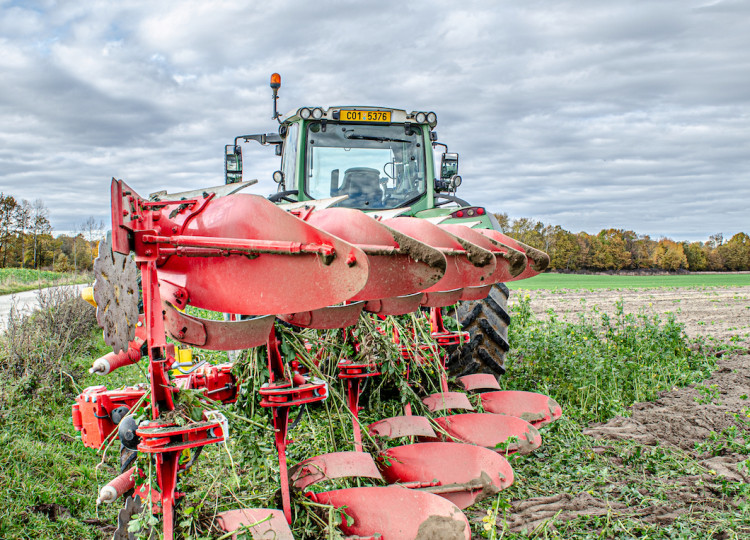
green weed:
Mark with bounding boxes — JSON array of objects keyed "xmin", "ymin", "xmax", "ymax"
[
  {"xmin": 694, "ymin": 384, "xmax": 721, "ymax": 405},
  {"xmin": 498, "ymin": 295, "xmax": 715, "ymax": 423}
]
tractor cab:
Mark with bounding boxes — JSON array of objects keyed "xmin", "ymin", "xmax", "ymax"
[
  {"xmin": 225, "ymin": 74, "xmax": 497, "ymax": 229},
  {"xmin": 303, "ymin": 116, "xmax": 425, "ymax": 210}
]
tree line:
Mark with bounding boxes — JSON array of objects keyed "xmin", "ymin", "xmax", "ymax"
[
  {"xmin": 0, "ymin": 193, "xmax": 103, "ymax": 272},
  {"xmin": 496, "ymin": 214, "xmax": 750, "ymax": 272},
  {"xmin": 0, "ymin": 191, "xmax": 746, "ymax": 274}
]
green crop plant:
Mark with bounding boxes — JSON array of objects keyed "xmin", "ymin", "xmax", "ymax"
[{"xmin": 497, "ymin": 295, "xmax": 715, "ymax": 423}]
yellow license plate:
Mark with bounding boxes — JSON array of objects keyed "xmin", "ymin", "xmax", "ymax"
[{"xmin": 339, "ymin": 109, "xmax": 391, "ymax": 123}]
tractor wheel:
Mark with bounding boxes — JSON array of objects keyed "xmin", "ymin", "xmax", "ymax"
[{"xmin": 446, "ymin": 283, "xmax": 510, "ymax": 378}]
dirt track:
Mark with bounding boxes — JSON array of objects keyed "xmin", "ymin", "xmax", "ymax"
[{"xmin": 501, "ymin": 286, "xmax": 750, "ymax": 535}]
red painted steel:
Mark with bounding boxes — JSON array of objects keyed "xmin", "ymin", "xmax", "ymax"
[
  {"xmin": 426, "ymin": 413, "xmax": 542, "ymax": 455},
  {"xmin": 476, "ymin": 229, "xmax": 547, "ymax": 281},
  {"xmin": 338, "ymin": 357, "xmax": 380, "ymax": 452},
  {"xmin": 440, "ymin": 223, "xmax": 517, "ymax": 284},
  {"xmin": 112, "ymin": 180, "xmax": 370, "ymax": 315},
  {"xmin": 174, "ymin": 363, "xmax": 239, "ymax": 404},
  {"xmin": 480, "ymin": 391, "xmax": 563, "ymax": 427},
  {"xmin": 163, "ymin": 303, "xmax": 274, "ymax": 350},
  {"xmin": 422, "ymin": 391, "xmax": 475, "ymax": 413},
  {"xmin": 309, "ymin": 486, "xmax": 471, "ymax": 540},
  {"xmin": 278, "ymin": 302, "xmax": 365, "ymax": 329},
  {"xmin": 368, "ymin": 415, "xmax": 438, "ymax": 439},
  {"xmin": 459, "ymin": 284, "xmax": 492, "ymax": 301},
  {"xmin": 93, "ymin": 177, "xmax": 559, "ymax": 539},
  {"xmin": 290, "ymin": 451, "xmax": 383, "ymax": 490},
  {"xmin": 384, "ymin": 217, "xmax": 496, "ymax": 292},
  {"xmin": 72, "ymin": 385, "xmax": 146, "ymax": 448},
  {"xmin": 261, "ymin": 327, "xmax": 330, "ymax": 524},
  {"xmin": 458, "ymin": 374, "xmax": 502, "ymax": 392},
  {"xmin": 379, "ymin": 442, "xmax": 514, "ymax": 509},
  {"xmin": 305, "ymin": 208, "xmax": 447, "ymax": 300},
  {"xmin": 216, "ymin": 509, "xmax": 294, "ymax": 540},
  {"xmin": 136, "ymin": 421, "xmax": 225, "ymax": 454},
  {"xmin": 420, "ymin": 288, "xmax": 464, "ymax": 308},
  {"xmin": 363, "ymin": 293, "xmax": 424, "ymax": 315},
  {"xmin": 153, "ymin": 194, "xmax": 369, "ymax": 314},
  {"xmin": 89, "ymin": 339, "xmax": 144, "ymax": 375}
]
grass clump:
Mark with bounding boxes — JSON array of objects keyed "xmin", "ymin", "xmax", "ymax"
[
  {"xmin": 0, "ymin": 287, "xmax": 130, "ymax": 540},
  {"xmin": 0, "ymin": 268, "xmax": 92, "ymax": 295},
  {"xmin": 0, "ymin": 287, "xmax": 99, "ymax": 406}
]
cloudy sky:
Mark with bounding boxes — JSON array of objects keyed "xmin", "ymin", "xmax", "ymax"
[{"xmin": 1, "ymin": 0, "xmax": 748, "ymax": 241}]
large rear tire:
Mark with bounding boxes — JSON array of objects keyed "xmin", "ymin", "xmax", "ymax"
[{"xmin": 446, "ymin": 283, "xmax": 510, "ymax": 378}]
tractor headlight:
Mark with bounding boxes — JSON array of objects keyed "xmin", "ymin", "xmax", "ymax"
[
  {"xmin": 299, "ymin": 107, "xmax": 312, "ymax": 120},
  {"xmin": 415, "ymin": 112, "xmax": 427, "ymax": 123},
  {"xmin": 272, "ymin": 170, "xmax": 284, "ymax": 183},
  {"xmin": 311, "ymin": 107, "xmax": 324, "ymax": 120},
  {"xmin": 426, "ymin": 112, "xmax": 437, "ymax": 126}
]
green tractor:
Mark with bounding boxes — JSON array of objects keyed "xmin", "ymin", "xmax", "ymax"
[{"xmin": 221, "ymin": 74, "xmax": 539, "ymax": 376}]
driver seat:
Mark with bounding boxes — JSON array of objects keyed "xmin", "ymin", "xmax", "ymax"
[{"xmin": 344, "ymin": 167, "xmax": 382, "ymax": 208}]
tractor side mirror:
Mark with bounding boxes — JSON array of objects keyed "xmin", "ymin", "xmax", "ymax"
[
  {"xmin": 440, "ymin": 152, "xmax": 459, "ymax": 179},
  {"xmin": 225, "ymin": 145, "xmax": 243, "ymax": 184}
]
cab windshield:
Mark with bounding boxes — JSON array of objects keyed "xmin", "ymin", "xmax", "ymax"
[{"xmin": 305, "ymin": 122, "xmax": 426, "ymax": 209}]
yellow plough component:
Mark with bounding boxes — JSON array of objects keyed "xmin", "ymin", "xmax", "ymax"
[{"xmin": 82, "ymin": 286, "xmax": 96, "ymax": 307}]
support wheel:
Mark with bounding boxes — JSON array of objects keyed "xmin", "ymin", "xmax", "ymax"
[{"xmin": 447, "ymin": 283, "xmax": 510, "ymax": 378}]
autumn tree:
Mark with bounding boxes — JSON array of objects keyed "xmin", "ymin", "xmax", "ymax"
[
  {"xmin": 0, "ymin": 194, "xmax": 18, "ymax": 267},
  {"xmin": 719, "ymin": 233, "xmax": 750, "ymax": 271},
  {"xmin": 13, "ymin": 200, "xmax": 32, "ymax": 268},
  {"xmin": 508, "ymin": 218, "xmax": 548, "ymax": 251},
  {"xmin": 585, "ymin": 229, "xmax": 632, "ymax": 270},
  {"xmin": 653, "ymin": 239, "xmax": 688, "ymax": 271},
  {"xmin": 493, "ymin": 213, "xmax": 510, "ymax": 232},
  {"xmin": 548, "ymin": 226, "xmax": 583, "ymax": 271},
  {"xmin": 29, "ymin": 199, "xmax": 52, "ymax": 269},
  {"xmin": 684, "ymin": 242, "xmax": 708, "ymax": 271}
]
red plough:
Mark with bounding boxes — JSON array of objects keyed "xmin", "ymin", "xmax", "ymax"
[{"xmin": 72, "ymin": 179, "xmax": 562, "ymax": 539}]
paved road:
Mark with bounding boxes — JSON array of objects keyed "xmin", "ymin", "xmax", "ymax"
[{"xmin": 0, "ymin": 284, "xmax": 89, "ymax": 330}]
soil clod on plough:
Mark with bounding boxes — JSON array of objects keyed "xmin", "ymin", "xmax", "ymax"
[{"xmin": 73, "ymin": 178, "xmax": 561, "ymax": 539}]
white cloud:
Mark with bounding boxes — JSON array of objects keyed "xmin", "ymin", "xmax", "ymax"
[{"xmin": 0, "ymin": 0, "xmax": 747, "ymax": 242}]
